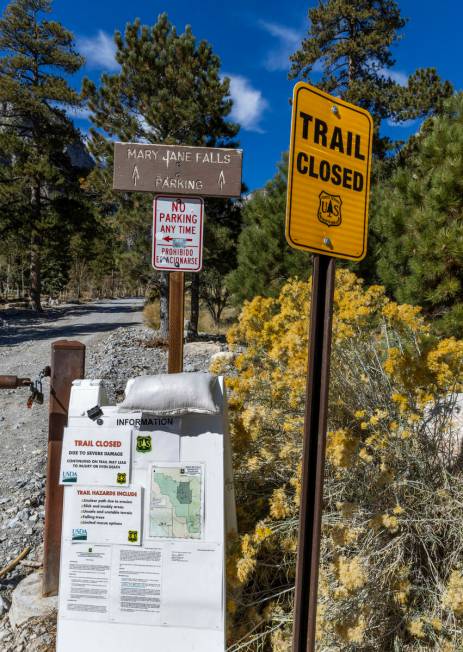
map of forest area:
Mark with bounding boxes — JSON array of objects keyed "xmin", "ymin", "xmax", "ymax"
[{"xmin": 149, "ymin": 464, "xmax": 203, "ymax": 539}]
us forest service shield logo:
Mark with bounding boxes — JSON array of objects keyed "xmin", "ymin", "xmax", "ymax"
[
  {"xmin": 136, "ymin": 435, "xmax": 152, "ymax": 453},
  {"xmin": 116, "ymin": 472, "xmax": 127, "ymax": 485},
  {"xmin": 128, "ymin": 530, "xmax": 138, "ymax": 543},
  {"xmin": 317, "ymin": 191, "xmax": 342, "ymax": 227}
]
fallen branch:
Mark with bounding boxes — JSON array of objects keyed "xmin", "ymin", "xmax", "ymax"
[
  {"xmin": 0, "ymin": 546, "xmax": 31, "ymax": 578},
  {"xmin": 20, "ymin": 559, "xmax": 42, "ymax": 569}
]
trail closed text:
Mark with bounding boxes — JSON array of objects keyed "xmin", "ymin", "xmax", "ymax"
[{"xmin": 286, "ymin": 82, "xmax": 373, "ymax": 262}]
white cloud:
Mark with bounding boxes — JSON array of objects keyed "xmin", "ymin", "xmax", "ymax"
[
  {"xmin": 258, "ymin": 19, "xmax": 302, "ymax": 72},
  {"xmin": 379, "ymin": 66, "xmax": 408, "ymax": 87},
  {"xmin": 387, "ymin": 118, "xmax": 417, "ymax": 128},
  {"xmin": 227, "ymin": 75, "xmax": 268, "ymax": 133},
  {"xmin": 66, "ymin": 106, "xmax": 91, "ymax": 121},
  {"xmin": 77, "ymin": 30, "xmax": 118, "ymax": 71}
]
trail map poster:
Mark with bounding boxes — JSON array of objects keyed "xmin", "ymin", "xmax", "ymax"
[{"xmin": 149, "ymin": 463, "xmax": 204, "ymax": 539}]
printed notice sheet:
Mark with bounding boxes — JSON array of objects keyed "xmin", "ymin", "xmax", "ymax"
[
  {"xmin": 110, "ymin": 547, "xmax": 163, "ymax": 625},
  {"xmin": 60, "ymin": 426, "xmax": 131, "ymax": 486},
  {"xmin": 161, "ymin": 541, "xmax": 223, "ymax": 630},
  {"xmin": 67, "ymin": 486, "xmax": 142, "ymax": 546},
  {"xmin": 60, "ymin": 545, "xmax": 112, "ymax": 621},
  {"xmin": 60, "ymin": 541, "xmax": 223, "ymax": 628},
  {"xmin": 149, "ymin": 463, "xmax": 204, "ymax": 539}
]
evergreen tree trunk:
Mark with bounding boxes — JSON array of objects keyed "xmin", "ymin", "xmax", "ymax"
[
  {"xmin": 159, "ymin": 271, "xmax": 169, "ymax": 339},
  {"xmin": 30, "ymin": 181, "xmax": 43, "ymax": 312},
  {"xmin": 190, "ymin": 273, "xmax": 200, "ymax": 337},
  {"xmin": 30, "ymin": 231, "xmax": 42, "ymax": 312}
]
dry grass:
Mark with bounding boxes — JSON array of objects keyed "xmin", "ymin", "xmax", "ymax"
[
  {"xmin": 143, "ymin": 301, "xmax": 160, "ymax": 330},
  {"xmin": 198, "ymin": 304, "xmax": 238, "ymax": 335},
  {"xmin": 143, "ymin": 298, "xmax": 238, "ymax": 335}
]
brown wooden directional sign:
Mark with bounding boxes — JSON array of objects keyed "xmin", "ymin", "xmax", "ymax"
[{"xmin": 113, "ymin": 142, "xmax": 243, "ymax": 198}]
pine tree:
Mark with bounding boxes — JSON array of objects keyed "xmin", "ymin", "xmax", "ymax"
[
  {"xmin": 373, "ymin": 93, "xmax": 463, "ymax": 336},
  {"xmin": 230, "ymin": 1, "xmax": 452, "ymax": 306},
  {"xmin": 83, "ymin": 13, "xmax": 239, "ymax": 337},
  {"xmin": 290, "ymin": 0, "xmax": 453, "ymax": 157},
  {"xmin": 0, "ymin": 0, "xmax": 85, "ymax": 310},
  {"xmin": 227, "ymin": 157, "xmax": 308, "ymax": 302},
  {"xmin": 199, "ymin": 196, "xmax": 242, "ymax": 325}
]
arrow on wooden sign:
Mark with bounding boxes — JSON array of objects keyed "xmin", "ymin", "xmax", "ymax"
[{"xmin": 218, "ymin": 170, "xmax": 226, "ymax": 190}]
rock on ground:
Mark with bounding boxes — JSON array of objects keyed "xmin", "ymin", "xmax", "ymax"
[{"xmin": 9, "ymin": 572, "xmax": 57, "ymax": 630}]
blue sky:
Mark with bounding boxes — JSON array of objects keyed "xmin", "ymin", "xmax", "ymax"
[{"xmin": 0, "ymin": 0, "xmax": 460, "ymax": 191}]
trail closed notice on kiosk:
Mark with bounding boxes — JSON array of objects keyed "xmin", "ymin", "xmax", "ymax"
[{"xmin": 152, "ymin": 195, "xmax": 204, "ymax": 272}]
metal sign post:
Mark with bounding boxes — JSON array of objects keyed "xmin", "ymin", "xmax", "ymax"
[
  {"xmin": 285, "ymin": 82, "xmax": 373, "ymax": 652},
  {"xmin": 292, "ymin": 255, "xmax": 335, "ymax": 652},
  {"xmin": 113, "ymin": 142, "xmax": 242, "ymax": 373}
]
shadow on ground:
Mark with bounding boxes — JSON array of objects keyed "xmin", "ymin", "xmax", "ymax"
[{"xmin": 0, "ymin": 300, "xmax": 142, "ymax": 346}]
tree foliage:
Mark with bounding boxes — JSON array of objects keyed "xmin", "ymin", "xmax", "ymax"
[
  {"xmin": 372, "ymin": 93, "xmax": 463, "ymax": 336},
  {"xmin": 199, "ymin": 196, "xmax": 243, "ymax": 324},
  {"xmin": 289, "ymin": 0, "xmax": 453, "ymax": 157},
  {"xmin": 83, "ymin": 13, "xmax": 240, "ymax": 334},
  {"xmin": 230, "ymin": 0, "xmax": 453, "ymax": 307},
  {"xmin": 0, "ymin": 0, "xmax": 88, "ymax": 309},
  {"xmin": 228, "ymin": 157, "xmax": 308, "ymax": 303}
]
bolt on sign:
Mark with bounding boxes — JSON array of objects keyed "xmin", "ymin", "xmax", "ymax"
[
  {"xmin": 113, "ymin": 142, "xmax": 243, "ymax": 198},
  {"xmin": 286, "ymin": 82, "xmax": 373, "ymax": 261},
  {"xmin": 153, "ymin": 196, "xmax": 204, "ymax": 272}
]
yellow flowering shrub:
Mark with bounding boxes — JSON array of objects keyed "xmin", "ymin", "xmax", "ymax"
[
  {"xmin": 216, "ymin": 270, "xmax": 463, "ymax": 651},
  {"xmin": 443, "ymin": 570, "xmax": 463, "ymax": 616}
]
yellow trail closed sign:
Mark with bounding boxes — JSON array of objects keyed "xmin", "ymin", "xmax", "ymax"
[{"xmin": 286, "ymin": 82, "xmax": 373, "ymax": 261}]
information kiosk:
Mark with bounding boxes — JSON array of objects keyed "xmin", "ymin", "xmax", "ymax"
[{"xmin": 56, "ymin": 373, "xmax": 235, "ymax": 652}]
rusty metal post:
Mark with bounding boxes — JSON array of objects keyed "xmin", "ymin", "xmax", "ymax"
[
  {"xmin": 0, "ymin": 376, "xmax": 30, "ymax": 389},
  {"xmin": 293, "ymin": 255, "xmax": 336, "ymax": 652},
  {"xmin": 43, "ymin": 340, "xmax": 85, "ymax": 597},
  {"xmin": 168, "ymin": 271, "xmax": 185, "ymax": 373}
]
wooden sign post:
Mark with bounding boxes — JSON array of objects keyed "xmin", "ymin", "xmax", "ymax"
[
  {"xmin": 286, "ymin": 82, "xmax": 373, "ymax": 652},
  {"xmin": 168, "ymin": 271, "xmax": 185, "ymax": 373},
  {"xmin": 43, "ymin": 340, "xmax": 86, "ymax": 596},
  {"xmin": 113, "ymin": 142, "xmax": 242, "ymax": 373}
]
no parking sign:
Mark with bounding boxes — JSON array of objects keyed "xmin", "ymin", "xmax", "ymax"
[{"xmin": 152, "ymin": 195, "xmax": 204, "ymax": 272}]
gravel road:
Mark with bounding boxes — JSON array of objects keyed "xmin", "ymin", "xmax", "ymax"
[
  {"xmin": 0, "ymin": 297, "xmax": 144, "ymax": 374},
  {"xmin": 0, "ymin": 298, "xmax": 226, "ymax": 651},
  {"xmin": 0, "ymin": 298, "xmax": 144, "ymax": 555}
]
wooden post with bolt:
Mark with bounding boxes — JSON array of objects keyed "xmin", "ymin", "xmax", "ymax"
[{"xmin": 42, "ymin": 340, "xmax": 85, "ymax": 597}]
